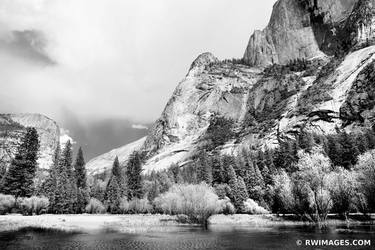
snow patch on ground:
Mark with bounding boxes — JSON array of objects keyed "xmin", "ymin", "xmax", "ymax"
[{"xmin": 143, "ymin": 131, "xmax": 204, "ymax": 173}]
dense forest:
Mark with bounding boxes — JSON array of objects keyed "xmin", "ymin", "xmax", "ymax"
[{"xmin": 1, "ymin": 125, "xmax": 375, "ymax": 224}]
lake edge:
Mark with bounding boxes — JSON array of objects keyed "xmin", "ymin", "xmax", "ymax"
[{"xmin": 1, "ymin": 214, "xmax": 374, "ymax": 234}]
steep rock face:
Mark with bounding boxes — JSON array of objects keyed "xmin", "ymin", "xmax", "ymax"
[
  {"xmin": 140, "ymin": 54, "xmax": 261, "ymax": 171},
  {"xmin": 344, "ymin": 0, "xmax": 375, "ymax": 49},
  {"xmin": 87, "ymin": 46, "xmax": 375, "ymax": 174},
  {"xmin": 340, "ymin": 60, "xmax": 375, "ymax": 125},
  {"xmin": 86, "ymin": 0, "xmax": 375, "ymax": 175},
  {"xmin": 243, "ymin": 0, "xmax": 358, "ymax": 66},
  {"xmin": 0, "ymin": 113, "xmax": 60, "ymax": 170}
]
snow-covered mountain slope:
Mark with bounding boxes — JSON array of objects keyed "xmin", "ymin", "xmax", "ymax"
[
  {"xmin": 86, "ymin": 0, "xmax": 375, "ymax": 175},
  {"xmin": 86, "ymin": 137, "xmax": 146, "ymax": 175},
  {"xmin": 0, "ymin": 113, "xmax": 63, "ymax": 169}
]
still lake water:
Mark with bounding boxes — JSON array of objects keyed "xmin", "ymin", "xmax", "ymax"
[{"xmin": 0, "ymin": 224, "xmax": 374, "ymax": 250}]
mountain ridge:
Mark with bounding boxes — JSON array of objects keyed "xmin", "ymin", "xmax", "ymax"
[{"xmin": 86, "ymin": 0, "xmax": 375, "ymax": 176}]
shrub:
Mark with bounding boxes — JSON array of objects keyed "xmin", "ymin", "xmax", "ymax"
[
  {"xmin": 243, "ymin": 199, "xmax": 270, "ymax": 214},
  {"xmin": 85, "ymin": 198, "xmax": 106, "ymax": 214},
  {"xmin": 120, "ymin": 198, "xmax": 153, "ymax": 214},
  {"xmin": 354, "ymin": 150, "xmax": 375, "ymax": 211},
  {"xmin": 0, "ymin": 193, "xmax": 16, "ymax": 215},
  {"xmin": 119, "ymin": 198, "xmax": 130, "ymax": 213},
  {"xmin": 154, "ymin": 183, "xmax": 224, "ymax": 225},
  {"xmin": 328, "ymin": 168, "xmax": 359, "ymax": 218},
  {"xmin": 214, "ymin": 184, "xmax": 231, "ymax": 199},
  {"xmin": 292, "ymin": 151, "xmax": 333, "ymax": 222},
  {"xmin": 18, "ymin": 196, "xmax": 49, "ymax": 215},
  {"xmin": 218, "ymin": 197, "xmax": 236, "ymax": 215},
  {"xmin": 272, "ymin": 170, "xmax": 294, "ymax": 214}
]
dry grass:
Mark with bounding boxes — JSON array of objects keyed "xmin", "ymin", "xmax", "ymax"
[
  {"xmin": 209, "ymin": 214, "xmax": 375, "ymax": 227},
  {"xmin": 0, "ymin": 214, "xmax": 182, "ymax": 233}
]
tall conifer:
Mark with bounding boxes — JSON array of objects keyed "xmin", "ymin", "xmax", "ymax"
[
  {"xmin": 126, "ymin": 152, "xmax": 143, "ymax": 199},
  {"xmin": 0, "ymin": 127, "xmax": 39, "ymax": 197},
  {"xmin": 54, "ymin": 141, "xmax": 77, "ymax": 213}
]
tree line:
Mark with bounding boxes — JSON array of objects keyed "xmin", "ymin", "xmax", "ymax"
[{"xmin": 1, "ymin": 126, "xmax": 375, "ymax": 223}]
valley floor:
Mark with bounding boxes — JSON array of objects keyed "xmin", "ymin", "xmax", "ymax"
[{"xmin": 0, "ymin": 214, "xmax": 374, "ymax": 233}]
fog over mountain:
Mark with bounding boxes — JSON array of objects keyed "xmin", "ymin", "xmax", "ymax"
[{"xmin": 60, "ymin": 109, "xmax": 151, "ymax": 160}]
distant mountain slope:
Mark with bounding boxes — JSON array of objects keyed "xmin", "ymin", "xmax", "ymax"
[
  {"xmin": 0, "ymin": 113, "xmax": 61, "ymax": 169},
  {"xmin": 86, "ymin": 137, "xmax": 146, "ymax": 175}
]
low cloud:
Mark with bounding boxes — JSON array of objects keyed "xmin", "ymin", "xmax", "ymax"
[
  {"xmin": 132, "ymin": 124, "xmax": 148, "ymax": 130},
  {"xmin": 59, "ymin": 128, "xmax": 76, "ymax": 147}
]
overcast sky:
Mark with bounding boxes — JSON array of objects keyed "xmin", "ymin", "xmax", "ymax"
[{"xmin": 0, "ymin": 0, "xmax": 276, "ymax": 158}]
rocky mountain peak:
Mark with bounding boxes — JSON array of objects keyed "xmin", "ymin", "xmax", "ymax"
[
  {"xmin": 188, "ymin": 52, "xmax": 218, "ymax": 77},
  {"xmin": 243, "ymin": 0, "xmax": 358, "ymax": 67}
]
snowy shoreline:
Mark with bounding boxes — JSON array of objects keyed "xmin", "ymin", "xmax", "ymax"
[
  {"xmin": 1, "ymin": 214, "xmax": 374, "ymax": 234},
  {"xmin": 0, "ymin": 214, "xmax": 185, "ymax": 233}
]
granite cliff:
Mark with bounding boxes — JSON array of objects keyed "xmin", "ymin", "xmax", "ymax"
[
  {"xmin": 0, "ymin": 113, "xmax": 62, "ymax": 171},
  {"xmin": 86, "ymin": 0, "xmax": 375, "ymax": 175}
]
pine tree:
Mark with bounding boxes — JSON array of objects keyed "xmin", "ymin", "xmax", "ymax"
[
  {"xmin": 112, "ymin": 156, "xmax": 122, "ymax": 179},
  {"xmin": 54, "ymin": 141, "xmax": 77, "ymax": 214},
  {"xmin": 227, "ymin": 165, "xmax": 239, "ymax": 208},
  {"xmin": 340, "ymin": 132, "xmax": 359, "ymax": 169},
  {"xmin": 257, "ymin": 150, "xmax": 265, "ymax": 171},
  {"xmin": 91, "ymin": 179, "xmax": 106, "ymax": 202},
  {"xmin": 328, "ymin": 135, "xmax": 342, "ymax": 166},
  {"xmin": 203, "ymin": 160, "xmax": 213, "ymax": 185},
  {"xmin": 0, "ymin": 127, "xmax": 39, "ymax": 197},
  {"xmin": 212, "ymin": 155, "xmax": 224, "ymax": 184},
  {"xmin": 126, "ymin": 152, "xmax": 143, "ymax": 199},
  {"xmin": 264, "ymin": 149, "xmax": 275, "ymax": 173},
  {"xmin": 0, "ymin": 163, "xmax": 5, "ymax": 182},
  {"xmin": 247, "ymin": 162, "xmax": 265, "ymax": 202},
  {"xmin": 74, "ymin": 147, "xmax": 89, "ymax": 213},
  {"xmin": 261, "ymin": 165, "xmax": 273, "ymax": 185},
  {"xmin": 74, "ymin": 147, "xmax": 87, "ymax": 189},
  {"xmin": 196, "ymin": 151, "xmax": 212, "ymax": 185},
  {"xmin": 169, "ymin": 163, "xmax": 184, "ymax": 184},
  {"xmin": 147, "ymin": 180, "xmax": 160, "ymax": 201},
  {"xmin": 237, "ymin": 176, "xmax": 249, "ymax": 206},
  {"xmin": 365, "ymin": 129, "xmax": 375, "ymax": 149},
  {"xmin": 221, "ymin": 155, "xmax": 236, "ymax": 183},
  {"xmin": 43, "ymin": 144, "xmax": 60, "ymax": 213},
  {"xmin": 254, "ymin": 164, "xmax": 265, "ymax": 188},
  {"xmin": 105, "ymin": 156, "xmax": 126, "ymax": 213},
  {"xmin": 106, "ymin": 176, "xmax": 121, "ymax": 213},
  {"xmin": 111, "ymin": 156, "xmax": 127, "ymax": 196},
  {"xmin": 76, "ymin": 187, "xmax": 90, "ymax": 213}
]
